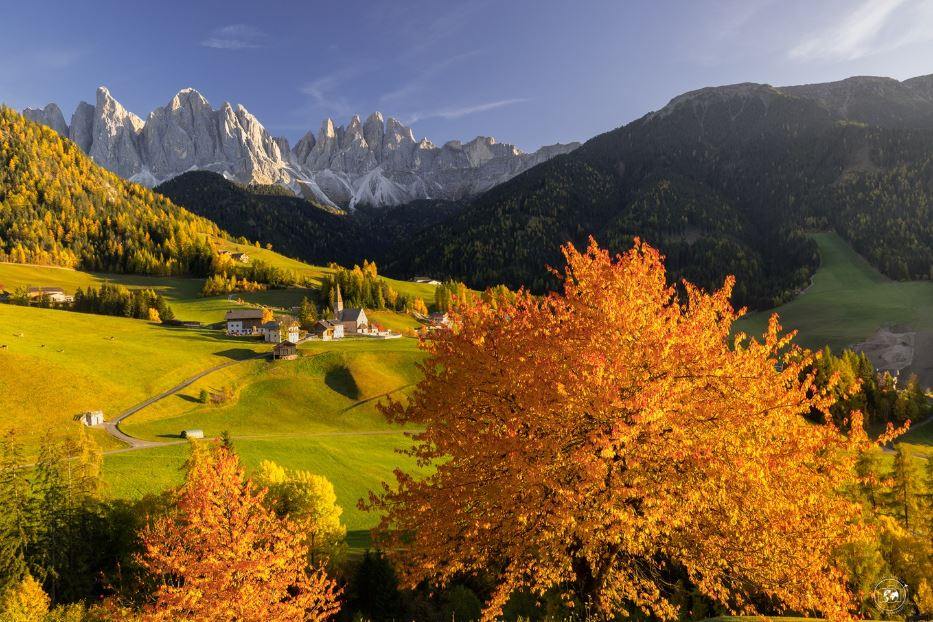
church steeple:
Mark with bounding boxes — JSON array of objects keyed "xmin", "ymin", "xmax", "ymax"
[{"xmin": 333, "ymin": 283, "xmax": 344, "ymax": 318}]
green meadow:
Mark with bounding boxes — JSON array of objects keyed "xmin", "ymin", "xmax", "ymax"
[
  {"xmin": 121, "ymin": 338, "xmax": 424, "ymax": 441},
  {"xmin": 103, "ymin": 433, "xmax": 425, "ymax": 531},
  {"xmin": 735, "ymin": 232, "xmax": 933, "ymax": 352},
  {"xmin": 0, "ymin": 303, "xmax": 266, "ymax": 450}
]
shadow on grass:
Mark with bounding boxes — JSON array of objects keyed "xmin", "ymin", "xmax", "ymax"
[
  {"xmin": 325, "ymin": 365, "xmax": 361, "ymax": 400},
  {"xmin": 345, "ymin": 529, "xmax": 372, "ymax": 552},
  {"xmin": 213, "ymin": 348, "xmax": 261, "ymax": 361}
]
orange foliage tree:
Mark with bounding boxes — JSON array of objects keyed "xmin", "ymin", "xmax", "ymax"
[
  {"xmin": 139, "ymin": 444, "xmax": 340, "ymax": 621},
  {"xmin": 367, "ymin": 238, "xmax": 890, "ymax": 622}
]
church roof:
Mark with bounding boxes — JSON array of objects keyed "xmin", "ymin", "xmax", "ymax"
[{"xmin": 340, "ymin": 308, "xmax": 366, "ymax": 322}]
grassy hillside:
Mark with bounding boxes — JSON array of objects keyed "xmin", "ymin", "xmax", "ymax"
[
  {"xmin": 0, "ymin": 248, "xmax": 437, "ymax": 325},
  {"xmin": 0, "ymin": 303, "xmax": 267, "ymax": 450},
  {"xmin": 736, "ymin": 232, "xmax": 933, "ymax": 353},
  {"xmin": 103, "ymin": 434, "xmax": 425, "ymax": 531},
  {"xmin": 102, "ymin": 339, "xmax": 429, "ymax": 531},
  {"xmin": 121, "ymin": 339, "xmax": 424, "ymax": 441}
]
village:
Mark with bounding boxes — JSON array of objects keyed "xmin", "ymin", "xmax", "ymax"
[{"xmin": 222, "ymin": 283, "xmax": 408, "ymax": 363}]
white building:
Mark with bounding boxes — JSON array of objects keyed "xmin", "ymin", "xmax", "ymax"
[
  {"xmin": 225, "ymin": 309, "xmax": 265, "ymax": 336},
  {"xmin": 78, "ymin": 411, "xmax": 104, "ymax": 426}
]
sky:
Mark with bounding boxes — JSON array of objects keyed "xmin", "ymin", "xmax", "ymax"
[{"xmin": 2, "ymin": 0, "xmax": 933, "ymax": 151}]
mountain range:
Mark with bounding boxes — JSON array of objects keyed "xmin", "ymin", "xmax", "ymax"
[
  {"xmin": 22, "ymin": 87, "xmax": 579, "ymax": 210},
  {"xmin": 13, "ymin": 73, "xmax": 933, "ymax": 311}
]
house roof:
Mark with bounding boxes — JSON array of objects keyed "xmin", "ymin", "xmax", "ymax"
[
  {"xmin": 27, "ymin": 287, "xmax": 64, "ymax": 294},
  {"xmin": 274, "ymin": 340, "xmax": 297, "ymax": 350},
  {"xmin": 225, "ymin": 309, "xmax": 265, "ymax": 320},
  {"xmin": 340, "ymin": 308, "xmax": 366, "ymax": 322},
  {"xmin": 261, "ymin": 321, "xmax": 280, "ymax": 329}
]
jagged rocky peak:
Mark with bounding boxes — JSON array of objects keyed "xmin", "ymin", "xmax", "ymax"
[
  {"xmin": 20, "ymin": 87, "xmax": 580, "ymax": 209},
  {"xmin": 22, "ymin": 103, "xmax": 68, "ymax": 137},
  {"xmin": 170, "ymin": 87, "xmax": 211, "ymax": 110},
  {"xmin": 69, "ymin": 101, "xmax": 95, "ymax": 152},
  {"xmin": 95, "ymin": 86, "xmax": 144, "ymax": 132}
]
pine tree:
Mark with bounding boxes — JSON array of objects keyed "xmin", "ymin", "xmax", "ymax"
[
  {"xmin": 0, "ymin": 430, "xmax": 33, "ymax": 593},
  {"xmin": 891, "ymin": 445, "xmax": 925, "ymax": 532}
]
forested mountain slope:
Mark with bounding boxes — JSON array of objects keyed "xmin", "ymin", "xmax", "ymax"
[
  {"xmin": 387, "ymin": 82, "xmax": 933, "ymax": 308},
  {"xmin": 0, "ymin": 107, "xmax": 219, "ymax": 275}
]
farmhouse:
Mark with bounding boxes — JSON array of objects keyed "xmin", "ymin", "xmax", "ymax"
[
  {"xmin": 332, "ymin": 285, "xmax": 368, "ymax": 334},
  {"xmin": 429, "ymin": 311, "xmax": 450, "ymax": 327},
  {"xmin": 225, "ymin": 309, "xmax": 265, "ymax": 336},
  {"xmin": 230, "ymin": 252, "xmax": 250, "ymax": 263},
  {"xmin": 411, "ymin": 276, "xmax": 441, "ymax": 285},
  {"xmin": 262, "ymin": 320, "xmax": 301, "ymax": 343},
  {"xmin": 272, "ymin": 340, "xmax": 298, "ymax": 360},
  {"xmin": 312, "ymin": 319, "xmax": 344, "ymax": 341},
  {"xmin": 27, "ymin": 287, "xmax": 73, "ymax": 304},
  {"xmin": 76, "ymin": 410, "xmax": 104, "ymax": 426}
]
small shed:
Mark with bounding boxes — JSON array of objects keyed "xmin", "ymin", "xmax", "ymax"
[
  {"xmin": 181, "ymin": 429, "xmax": 204, "ymax": 439},
  {"xmin": 77, "ymin": 411, "xmax": 104, "ymax": 426},
  {"xmin": 272, "ymin": 340, "xmax": 298, "ymax": 360}
]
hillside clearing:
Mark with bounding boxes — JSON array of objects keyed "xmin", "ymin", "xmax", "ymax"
[{"xmin": 735, "ymin": 232, "xmax": 933, "ymax": 389}]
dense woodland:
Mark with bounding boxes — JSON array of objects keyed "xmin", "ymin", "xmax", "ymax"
[
  {"xmin": 0, "ymin": 108, "xmax": 219, "ymax": 276},
  {"xmin": 386, "ymin": 87, "xmax": 933, "ymax": 308},
  {"xmin": 318, "ymin": 260, "xmax": 427, "ymax": 316},
  {"xmin": 154, "ymin": 171, "xmax": 368, "ymax": 268},
  {"xmin": 72, "ymin": 284, "xmax": 174, "ymax": 322}
]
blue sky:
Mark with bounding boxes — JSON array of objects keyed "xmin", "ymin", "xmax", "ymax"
[{"xmin": 2, "ymin": 0, "xmax": 933, "ymax": 151}]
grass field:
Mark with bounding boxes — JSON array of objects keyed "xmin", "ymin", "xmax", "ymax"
[
  {"xmin": 103, "ymin": 433, "xmax": 426, "ymax": 531},
  {"xmin": 121, "ymin": 339, "xmax": 424, "ymax": 441},
  {"xmin": 0, "ymin": 237, "xmax": 439, "ymax": 326},
  {"xmin": 735, "ymin": 232, "xmax": 933, "ymax": 352},
  {"xmin": 213, "ymin": 238, "xmax": 438, "ymax": 303},
  {"xmin": 104, "ymin": 337, "xmax": 430, "ymax": 531},
  {"xmin": 0, "ymin": 303, "xmax": 267, "ymax": 450}
]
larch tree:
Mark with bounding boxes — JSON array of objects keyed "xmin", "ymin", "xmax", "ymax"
[
  {"xmin": 255, "ymin": 461, "xmax": 347, "ymax": 566},
  {"xmin": 138, "ymin": 444, "xmax": 340, "ymax": 622},
  {"xmin": 366, "ymin": 238, "xmax": 892, "ymax": 622}
]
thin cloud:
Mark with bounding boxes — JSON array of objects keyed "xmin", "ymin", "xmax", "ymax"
[
  {"xmin": 202, "ymin": 24, "xmax": 266, "ymax": 50},
  {"xmin": 407, "ymin": 98, "xmax": 530, "ymax": 124},
  {"xmin": 380, "ymin": 49, "xmax": 483, "ymax": 104},
  {"xmin": 788, "ymin": 0, "xmax": 914, "ymax": 61},
  {"xmin": 300, "ymin": 65, "xmax": 370, "ymax": 120}
]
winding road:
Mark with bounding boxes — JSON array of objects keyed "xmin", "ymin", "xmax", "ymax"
[
  {"xmin": 103, "ymin": 353, "xmax": 266, "ymax": 450},
  {"xmin": 100, "ymin": 350, "xmax": 415, "ymax": 455}
]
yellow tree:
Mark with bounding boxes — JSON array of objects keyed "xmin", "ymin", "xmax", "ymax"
[
  {"xmin": 0, "ymin": 575, "xmax": 49, "ymax": 622},
  {"xmin": 255, "ymin": 461, "xmax": 347, "ymax": 566},
  {"xmin": 367, "ymin": 238, "xmax": 891, "ymax": 622},
  {"xmin": 139, "ymin": 445, "xmax": 340, "ymax": 622}
]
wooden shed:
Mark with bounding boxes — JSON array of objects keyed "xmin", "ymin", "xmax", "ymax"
[{"xmin": 272, "ymin": 340, "xmax": 298, "ymax": 360}]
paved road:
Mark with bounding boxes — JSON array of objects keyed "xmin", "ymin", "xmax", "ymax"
[
  {"xmin": 104, "ymin": 353, "xmax": 265, "ymax": 449},
  {"xmin": 100, "ymin": 349, "xmax": 412, "ymax": 455},
  {"xmin": 101, "ymin": 429, "xmax": 412, "ymax": 456}
]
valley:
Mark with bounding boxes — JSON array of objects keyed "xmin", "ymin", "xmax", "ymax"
[{"xmin": 2, "ymin": 30, "xmax": 933, "ymax": 614}]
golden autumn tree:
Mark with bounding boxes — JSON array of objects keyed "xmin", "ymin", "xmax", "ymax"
[
  {"xmin": 138, "ymin": 444, "xmax": 341, "ymax": 622},
  {"xmin": 367, "ymin": 238, "xmax": 891, "ymax": 622}
]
